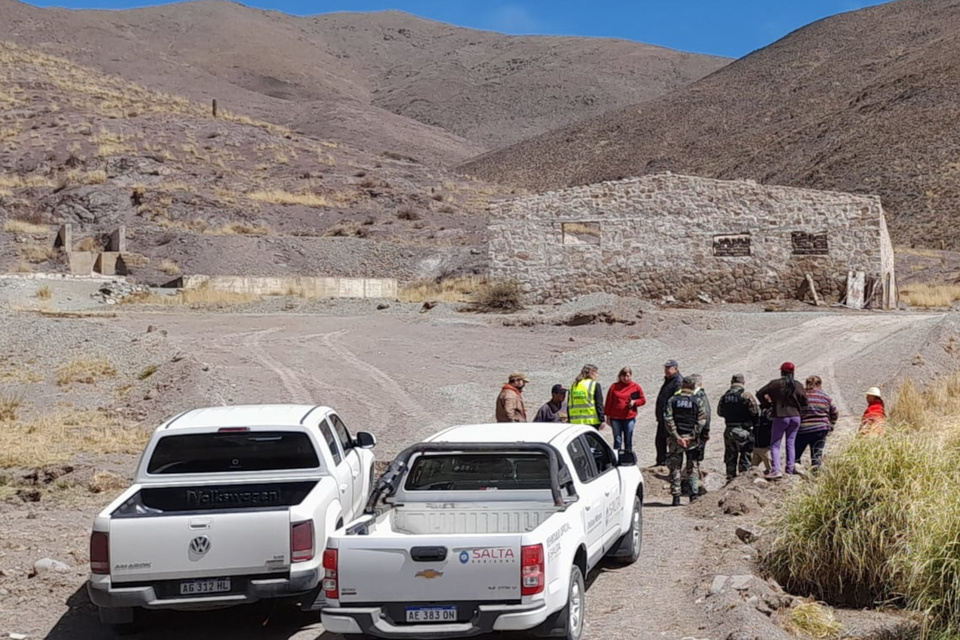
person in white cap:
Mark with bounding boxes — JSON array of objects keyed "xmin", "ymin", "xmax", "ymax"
[{"xmin": 859, "ymin": 387, "xmax": 886, "ymax": 436}]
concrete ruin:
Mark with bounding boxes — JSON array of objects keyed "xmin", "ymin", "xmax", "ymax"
[
  {"xmin": 59, "ymin": 223, "xmax": 128, "ymax": 276},
  {"xmin": 488, "ymin": 173, "xmax": 898, "ymax": 308},
  {"xmin": 170, "ymin": 275, "xmax": 398, "ymax": 299}
]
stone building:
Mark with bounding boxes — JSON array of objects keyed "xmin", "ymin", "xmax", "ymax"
[{"xmin": 488, "ymin": 173, "xmax": 897, "ymax": 308}]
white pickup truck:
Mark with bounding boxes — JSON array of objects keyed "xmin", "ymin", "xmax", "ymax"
[
  {"xmin": 87, "ymin": 404, "xmax": 377, "ymax": 631},
  {"xmin": 321, "ymin": 423, "xmax": 643, "ymax": 640}
]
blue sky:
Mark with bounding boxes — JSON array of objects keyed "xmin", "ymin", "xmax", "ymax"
[{"xmin": 24, "ymin": 0, "xmax": 894, "ymax": 58}]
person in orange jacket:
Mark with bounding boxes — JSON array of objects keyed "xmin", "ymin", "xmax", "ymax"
[{"xmin": 859, "ymin": 387, "xmax": 886, "ymax": 436}]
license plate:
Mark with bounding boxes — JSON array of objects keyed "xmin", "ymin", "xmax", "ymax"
[
  {"xmin": 405, "ymin": 606, "xmax": 457, "ymax": 623},
  {"xmin": 179, "ymin": 578, "xmax": 231, "ymax": 595}
]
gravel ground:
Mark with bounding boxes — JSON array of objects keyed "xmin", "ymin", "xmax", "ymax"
[{"xmin": 1, "ymin": 301, "xmax": 954, "ymax": 640}]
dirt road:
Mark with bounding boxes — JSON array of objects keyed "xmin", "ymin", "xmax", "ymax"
[{"xmin": 20, "ymin": 307, "xmax": 952, "ymax": 640}]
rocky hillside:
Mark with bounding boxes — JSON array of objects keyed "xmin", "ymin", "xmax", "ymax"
[
  {"xmin": 0, "ymin": 0, "xmax": 728, "ymax": 162},
  {"xmin": 460, "ymin": 0, "xmax": 960, "ymax": 250},
  {"xmin": 0, "ymin": 40, "xmax": 503, "ymax": 283}
]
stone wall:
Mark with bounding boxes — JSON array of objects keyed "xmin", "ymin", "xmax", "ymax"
[{"xmin": 488, "ymin": 173, "xmax": 896, "ymax": 306}]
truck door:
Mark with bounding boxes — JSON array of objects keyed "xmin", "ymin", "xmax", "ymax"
[
  {"xmin": 566, "ymin": 435, "xmax": 607, "ymax": 566},
  {"xmin": 582, "ymin": 431, "xmax": 624, "ymax": 545},
  {"xmin": 319, "ymin": 417, "xmax": 354, "ymax": 519},
  {"xmin": 329, "ymin": 413, "xmax": 365, "ymax": 516}
]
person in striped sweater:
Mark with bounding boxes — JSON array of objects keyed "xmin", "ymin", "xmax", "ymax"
[{"xmin": 797, "ymin": 375, "xmax": 839, "ymax": 471}]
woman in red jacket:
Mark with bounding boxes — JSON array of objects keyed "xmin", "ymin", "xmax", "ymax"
[
  {"xmin": 604, "ymin": 366, "xmax": 646, "ymax": 453},
  {"xmin": 859, "ymin": 386, "xmax": 886, "ymax": 436}
]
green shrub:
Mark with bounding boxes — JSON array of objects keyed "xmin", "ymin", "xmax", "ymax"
[{"xmin": 763, "ymin": 373, "xmax": 960, "ymax": 639}]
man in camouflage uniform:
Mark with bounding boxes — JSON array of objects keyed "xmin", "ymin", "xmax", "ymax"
[
  {"xmin": 717, "ymin": 373, "xmax": 760, "ymax": 481},
  {"xmin": 664, "ymin": 376, "xmax": 708, "ymax": 506}
]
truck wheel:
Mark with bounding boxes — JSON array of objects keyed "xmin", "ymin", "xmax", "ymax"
[
  {"xmin": 562, "ymin": 564, "xmax": 585, "ymax": 640},
  {"xmin": 615, "ymin": 496, "xmax": 643, "ymax": 565}
]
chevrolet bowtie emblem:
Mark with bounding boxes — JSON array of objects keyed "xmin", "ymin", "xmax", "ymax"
[{"xmin": 415, "ymin": 569, "xmax": 444, "ymax": 580}]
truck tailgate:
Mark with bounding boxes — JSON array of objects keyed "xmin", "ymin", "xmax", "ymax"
[
  {"xmin": 110, "ymin": 510, "xmax": 291, "ymax": 583},
  {"xmin": 337, "ymin": 534, "xmax": 524, "ymax": 603}
]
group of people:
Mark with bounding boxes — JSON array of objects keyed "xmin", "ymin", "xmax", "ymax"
[{"xmin": 495, "ymin": 359, "xmax": 888, "ymax": 507}]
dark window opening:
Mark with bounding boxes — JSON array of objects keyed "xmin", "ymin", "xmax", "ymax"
[{"xmin": 147, "ymin": 432, "xmax": 320, "ymax": 474}]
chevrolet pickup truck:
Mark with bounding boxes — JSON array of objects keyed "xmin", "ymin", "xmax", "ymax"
[
  {"xmin": 87, "ymin": 404, "xmax": 377, "ymax": 631},
  {"xmin": 320, "ymin": 422, "xmax": 643, "ymax": 640}
]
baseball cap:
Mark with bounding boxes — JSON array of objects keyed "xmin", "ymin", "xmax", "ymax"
[
  {"xmin": 780, "ymin": 362, "xmax": 796, "ymax": 373},
  {"xmin": 509, "ymin": 371, "xmax": 529, "ymax": 383},
  {"xmin": 664, "ymin": 359, "xmax": 679, "ymax": 368},
  {"xmin": 551, "ymin": 384, "xmax": 568, "ymax": 395}
]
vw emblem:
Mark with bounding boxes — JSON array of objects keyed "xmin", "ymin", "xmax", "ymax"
[
  {"xmin": 190, "ymin": 535, "xmax": 211, "ymax": 555},
  {"xmin": 459, "ymin": 550, "xmax": 469, "ymax": 564}
]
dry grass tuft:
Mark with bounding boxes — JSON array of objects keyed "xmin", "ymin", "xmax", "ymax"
[
  {"xmin": 21, "ymin": 244, "xmax": 58, "ymax": 263},
  {"xmin": 3, "ymin": 218, "xmax": 49, "ymax": 234},
  {"xmin": 784, "ymin": 601, "xmax": 844, "ymax": 639},
  {"xmin": 899, "ymin": 283, "xmax": 960, "ymax": 308},
  {"xmin": 159, "ymin": 258, "xmax": 181, "ymax": 276},
  {"xmin": 0, "ymin": 392, "xmax": 22, "ymax": 422},
  {"xmin": 55, "ymin": 357, "xmax": 118, "ymax": 387},
  {"xmin": 324, "ymin": 222, "xmax": 369, "ymax": 238},
  {"xmin": 248, "ymin": 190, "xmax": 330, "ymax": 208},
  {"xmin": 15, "ymin": 260, "xmax": 34, "ymax": 273},
  {"xmin": 35, "ymin": 285, "xmax": 52, "ymax": 300},
  {"xmin": 88, "ymin": 471, "xmax": 127, "ymax": 494},
  {"xmin": 74, "ymin": 236, "xmax": 103, "ymax": 252},
  {"xmin": 204, "ymin": 222, "xmax": 274, "ymax": 236},
  {"xmin": 400, "ymin": 276, "xmax": 488, "ymax": 303},
  {"xmin": 473, "ymin": 280, "xmax": 525, "ymax": 312},
  {"xmin": 0, "ymin": 409, "xmax": 149, "ymax": 468}
]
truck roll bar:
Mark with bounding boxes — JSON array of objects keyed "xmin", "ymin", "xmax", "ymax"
[{"xmin": 363, "ymin": 442, "xmax": 577, "ymax": 514}]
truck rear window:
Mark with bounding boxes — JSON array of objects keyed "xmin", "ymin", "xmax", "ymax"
[
  {"xmin": 147, "ymin": 432, "xmax": 320, "ymax": 474},
  {"xmin": 404, "ymin": 453, "xmax": 551, "ymax": 491}
]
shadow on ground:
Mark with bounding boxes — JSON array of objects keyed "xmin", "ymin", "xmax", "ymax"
[{"xmin": 44, "ymin": 586, "xmax": 326, "ymax": 640}]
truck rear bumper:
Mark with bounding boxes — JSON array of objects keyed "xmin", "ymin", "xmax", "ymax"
[
  {"xmin": 87, "ymin": 568, "xmax": 320, "ymax": 611},
  {"xmin": 321, "ymin": 602, "xmax": 550, "ymax": 638}
]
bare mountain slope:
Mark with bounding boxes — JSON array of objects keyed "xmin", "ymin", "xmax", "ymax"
[
  {"xmin": 461, "ymin": 0, "xmax": 960, "ymax": 249},
  {"xmin": 0, "ymin": 40, "xmax": 503, "ymax": 281},
  {"xmin": 0, "ymin": 0, "xmax": 728, "ymax": 160},
  {"xmin": 300, "ymin": 10, "xmax": 729, "ymax": 147}
]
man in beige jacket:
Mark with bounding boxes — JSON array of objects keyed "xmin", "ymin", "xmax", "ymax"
[{"xmin": 496, "ymin": 372, "xmax": 528, "ymax": 422}]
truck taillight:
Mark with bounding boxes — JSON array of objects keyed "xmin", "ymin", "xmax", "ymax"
[
  {"xmin": 521, "ymin": 544, "xmax": 544, "ymax": 596},
  {"xmin": 322, "ymin": 548, "xmax": 339, "ymax": 599},
  {"xmin": 291, "ymin": 521, "xmax": 314, "ymax": 563},
  {"xmin": 90, "ymin": 531, "xmax": 110, "ymax": 575}
]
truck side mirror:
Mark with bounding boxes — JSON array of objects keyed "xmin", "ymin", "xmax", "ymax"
[
  {"xmin": 356, "ymin": 431, "xmax": 377, "ymax": 449},
  {"xmin": 617, "ymin": 451, "xmax": 637, "ymax": 466}
]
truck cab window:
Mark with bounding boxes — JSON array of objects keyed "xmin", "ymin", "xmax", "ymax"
[
  {"xmin": 567, "ymin": 436, "xmax": 595, "ymax": 483},
  {"xmin": 583, "ymin": 431, "xmax": 614, "ymax": 474},
  {"xmin": 330, "ymin": 414, "xmax": 353, "ymax": 451},
  {"xmin": 318, "ymin": 419, "xmax": 343, "ymax": 465}
]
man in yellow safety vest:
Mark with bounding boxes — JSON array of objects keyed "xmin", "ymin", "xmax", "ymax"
[{"xmin": 568, "ymin": 364, "xmax": 605, "ymax": 429}]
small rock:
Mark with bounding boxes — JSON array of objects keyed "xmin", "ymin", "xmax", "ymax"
[
  {"xmin": 144, "ymin": 388, "xmax": 157, "ymax": 401},
  {"xmin": 171, "ymin": 353, "xmax": 185, "ymax": 363},
  {"xmin": 698, "ymin": 293, "xmax": 712, "ymax": 304},
  {"xmin": 726, "ymin": 633, "xmax": 759, "ymax": 640},
  {"xmin": 146, "ymin": 325, "xmax": 156, "ymax": 333},
  {"xmin": 710, "ymin": 575, "xmax": 728, "ymax": 595},
  {"xmin": 730, "ymin": 574, "xmax": 753, "ymax": 590},
  {"xmin": 753, "ymin": 477, "xmax": 768, "ymax": 486},
  {"xmin": 377, "ymin": 303, "xmax": 389, "ymax": 310},
  {"xmin": 10, "ymin": 633, "xmax": 28, "ymax": 640},
  {"xmin": 568, "ymin": 337, "xmax": 575, "ymax": 342},
  {"xmin": 200, "ymin": 363, "xmax": 210, "ymax": 372},
  {"xmin": 34, "ymin": 558, "xmax": 70, "ymax": 575},
  {"xmin": 0, "ymin": 588, "xmax": 9, "ymax": 596},
  {"xmin": 736, "ymin": 527, "xmax": 760, "ymax": 544},
  {"xmin": 420, "ymin": 300, "xmax": 437, "ymax": 313}
]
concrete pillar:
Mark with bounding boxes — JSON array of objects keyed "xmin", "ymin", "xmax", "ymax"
[
  {"xmin": 55, "ymin": 224, "xmax": 73, "ymax": 249},
  {"xmin": 108, "ymin": 226, "xmax": 126, "ymax": 253}
]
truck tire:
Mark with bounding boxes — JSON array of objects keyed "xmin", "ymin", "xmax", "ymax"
[
  {"xmin": 561, "ymin": 564, "xmax": 585, "ymax": 640},
  {"xmin": 609, "ymin": 496, "xmax": 642, "ymax": 565}
]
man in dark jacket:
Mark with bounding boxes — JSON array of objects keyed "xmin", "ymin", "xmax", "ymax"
[
  {"xmin": 717, "ymin": 374, "xmax": 760, "ymax": 481},
  {"xmin": 664, "ymin": 376, "xmax": 707, "ymax": 506},
  {"xmin": 533, "ymin": 384, "xmax": 568, "ymax": 423},
  {"xmin": 655, "ymin": 359, "xmax": 683, "ymax": 467}
]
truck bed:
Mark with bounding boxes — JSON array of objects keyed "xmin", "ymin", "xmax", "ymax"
[{"xmin": 390, "ymin": 502, "xmax": 559, "ymax": 535}]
